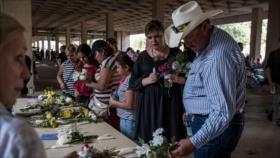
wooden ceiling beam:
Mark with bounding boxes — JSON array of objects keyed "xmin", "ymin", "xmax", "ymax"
[
  {"xmin": 34, "ymin": 0, "xmax": 73, "ymax": 28},
  {"xmin": 31, "ymin": 0, "xmax": 269, "ymax": 34}
]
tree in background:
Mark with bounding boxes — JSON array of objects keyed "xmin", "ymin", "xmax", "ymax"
[{"xmin": 218, "ymin": 20, "xmax": 267, "ymax": 61}]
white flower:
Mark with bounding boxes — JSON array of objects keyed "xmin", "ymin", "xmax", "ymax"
[
  {"xmin": 55, "ymin": 98, "xmax": 62, "ymax": 104},
  {"xmin": 150, "ymin": 135, "xmax": 164, "ymax": 146},
  {"xmin": 38, "ymin": 95, "xmax": 44, "ymax": 101},
  {"xmin": 60, "ymin": 95, "xmax": 66, "ymax": 100},
  {"xmin": 81, "ymin": 69, "xmax": 87, "ymax": 74},
  {"xmin": 72, "ymin": 71, "xmax": 80, "ymax": 82},
  {"xmin": 136, "ymin": 144, "xmax": 151, "ymax": 157},
  {"xmin": 89, "ymin": 112, "xmax": 97, "ymax": 121},
  {"xmin": 78, "ymin": 151, "xmax": 87, "ymax": 158},
  {"xmin": 35, "ymin": 120, "xmax": 44, "ymax": 125},
  {"xmin": 57, "ymin": 134, "xmax": 71, "ymax": 145},
  {"xmin": 79, "ymin": 74, "xmax": 86, "ymax": 80},
  {"xmin": 152, "ymin": 128, "xmax": 164, "ymax": 137},
  {"xmin": 65, "ymin": 97, "xmax": 72, "ymax": 103}
]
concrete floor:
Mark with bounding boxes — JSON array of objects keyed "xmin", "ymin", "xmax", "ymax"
[
  {"xmin": 232, "ymin": 89, "xmax": 280, "ymax": 158},
  {"xmin": 33, "ymin": 61, "xmax": 280, "ymax": 158}
]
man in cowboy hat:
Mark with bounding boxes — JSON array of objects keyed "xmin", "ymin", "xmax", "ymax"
[{"xmin": 165, "ymin": 1, "xmax": 246, "ymax": 158}]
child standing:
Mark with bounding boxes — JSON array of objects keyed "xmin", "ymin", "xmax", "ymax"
[{"xmin": 109, "ymin": 52, "xmax": 135, "ymax": 140}]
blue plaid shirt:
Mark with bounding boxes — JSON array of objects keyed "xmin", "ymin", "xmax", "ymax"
[{"xmin": 183, "ymin": 27, "xmax": 246, "ymax": 148}]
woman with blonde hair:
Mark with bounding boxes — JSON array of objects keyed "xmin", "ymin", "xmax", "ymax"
[
  {"xmin": 57, "ymin": 44, "xmax": 78, "ymax": 98},
  {"xmin": 0, "ymin": 13, "xmax": 46, "ymax": 158},
  {"xmin": 129, "ymin": 20, "xmax": 186, "ymax": 142}
]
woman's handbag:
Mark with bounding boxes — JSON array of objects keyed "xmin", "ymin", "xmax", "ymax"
[{"xmin": 88, "ymin": 96, "xmax": 109, "ymax": 117}]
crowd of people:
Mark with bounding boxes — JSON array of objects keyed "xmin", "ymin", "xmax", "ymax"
[
  {"xmin": 54, "ymin": 2, "xmax": 247, "ymax": 157},
  {"xmin": 2, "ymin": 1, "xmax": 280, "ymax": 158}
]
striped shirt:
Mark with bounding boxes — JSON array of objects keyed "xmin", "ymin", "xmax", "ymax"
[
  {"xmin": 94, "ymin": 54, "xmax": 120, "ymax": 104},
  {"xmin": 183, "ymin": 27, "xmax": 246, "ymax": 148},
  {"xmin": 62, "ymin": 60, "xmax": 75, "ymax": 96}
]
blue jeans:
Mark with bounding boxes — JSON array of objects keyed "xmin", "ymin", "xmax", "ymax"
[
  {"xmin": 120, "ymin": 118, "xmax": 136, "ymax": 140},
  {"xmin": 189, "ymin": 113, "xmax": 244, "ymax": 158}
]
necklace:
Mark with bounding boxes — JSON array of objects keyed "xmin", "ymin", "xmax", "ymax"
[{"xmin": 151, "ymin": 46, "xmax": 169, "ymax": 61}]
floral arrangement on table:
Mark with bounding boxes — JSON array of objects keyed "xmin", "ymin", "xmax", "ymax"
[
  {"xmin": 73, "ymin": 68, "xmax": 88, "ymax": 82},
  {"xmin": 20, "ymin": 98, "xmax": 51, "ymax": 113},
  {"xmin": 34, "ymin": 112, "xmax": 58, "ymax": 128},
  {"xmin": 20, "ymin": 90, "xmax": 77, "ymax": 113},
  {"xmin": 136, "ymin": 128, "xmax": 175, "ymax": 158},
  {"xmin": 78, "ymin": 144, "xmax": 124, "ymax": 158},
  {"xmin": 158, "ymin": 51, "xmax": 191, "ymax": 88},
  {"xmin": 58, "ymin": 107, "xmax": 98, "ymax": 122},
  {"xmin": 37, "ymin": 90, "xmax": 76, "ymax": 106},
  {"xmin": 33, "ymin": 107, "xmax": 97, "ymax": 128},
  {"xmin": 56, "ymin": 123, "xmax": 85, "ymax": 145}
]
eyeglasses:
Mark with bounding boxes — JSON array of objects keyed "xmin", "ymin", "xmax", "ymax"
[{"xmin": 171, "ymin": 22, "xmax": 190, "ymax": 33}]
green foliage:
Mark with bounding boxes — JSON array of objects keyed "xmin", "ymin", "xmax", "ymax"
[
  {"xmin": 130, "ymin": 34, "xmax": 146, "ymax": 51},
  {"xmin": 138, "ymin": 138, "xmax": 146, "ymax": 145},
  {"xmin": 217, "ymin": 20, "xmax": 268, "ymax": 59},
  {"xmin": 217, "ymin": 22, "xmax": 251, "ymax": 46}
]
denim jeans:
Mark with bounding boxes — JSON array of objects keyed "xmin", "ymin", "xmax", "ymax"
[
  {"xmin": 188, "ymin": 113, "xmax": 244, "ymax": 158},
  {"xmin": 120, "ymin": 118, "xmax": 136, "ymax": 141}
]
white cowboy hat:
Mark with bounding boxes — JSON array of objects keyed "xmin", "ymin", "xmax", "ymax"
[{"xmin": 164, "ymin": 1, "xmax": 223, "ymax": 48}]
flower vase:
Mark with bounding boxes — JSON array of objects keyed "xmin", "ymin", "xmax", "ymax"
[{"xmin": 163, "ymin": 75, "xmax": 173, "ymax": 88}]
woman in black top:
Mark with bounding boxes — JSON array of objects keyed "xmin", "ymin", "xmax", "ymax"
[{"xmin": 129, "ymin": 20, "xmax": 186, "ymax": 142}]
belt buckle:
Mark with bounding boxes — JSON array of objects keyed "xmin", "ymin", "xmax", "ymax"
[{"xmin": 238, "ymin": 108, "xmax": 244, "ymax": 114}]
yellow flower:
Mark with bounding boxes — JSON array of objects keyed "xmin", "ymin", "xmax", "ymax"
[
  {"xmin": 46, "ymin": 91, "xmax": 55, "ymax": 99},
  {"xmin": 49, "ymin": 117, "xmax": 58, "ymax": 128},
  {"xmin": 82, "ymin": 108, "xmax": 89, "ymax": 117},
  {"xmin": 47, "ymin": 97, "xmax": 54, "ymax": 105},
  {"xmin": 46, "ymin": 112, "xmax": 53, "ymax": 120},
  {"xmin": 61, "ymin": 110, "xmax": 73, "ymax": 119}
]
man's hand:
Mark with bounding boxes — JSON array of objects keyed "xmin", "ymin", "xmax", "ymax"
[{"xmin": 171, "ymin": 138, "xmax": 195, "ymax": 158}]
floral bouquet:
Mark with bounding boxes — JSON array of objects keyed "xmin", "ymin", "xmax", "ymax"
[
  {"xmin": 20, "ymin": 98, "xmax": 50, "ymax": 113},
  {"xmin": 171, "ymin": 52, "xmax": 191, "ymax": 77},
  {"xmin": 53, "ymin": 95, "xmax": 76, "ymax": 106},
  {"xmin": 21, "ymin": 90, "xmax": 77, "ymax": 114},
  {"xmin": 56, "ymin": 123, "xmax": 84, "ymax": 145},
  {"xmin": 73, "ymin": 68, "xmax": 88, "ymax": 82},
  {"xmin": 20, "ymin": 90, "xmax": 58, "ymax": 113},
  {"xmin": 33, "ymin": 112, "xmax": 58, "ymax": 128},
  {"xmin": 136, "ymin": 128, "xmax": 174, "ymax": 158},
  {"xmin": 58, "ymin": 107, "xmax": 98, "ymax": 123},
  {"xmin": 32, "ymin": 107, "xmax": 97, "ymax": 128},
  {"xmin": 158, "ymin": 64, "xmax": 173, "ymax": 88},
  {"xmin": 158, "ymin": 51, "xmax": 191, "ymax": 88}
]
